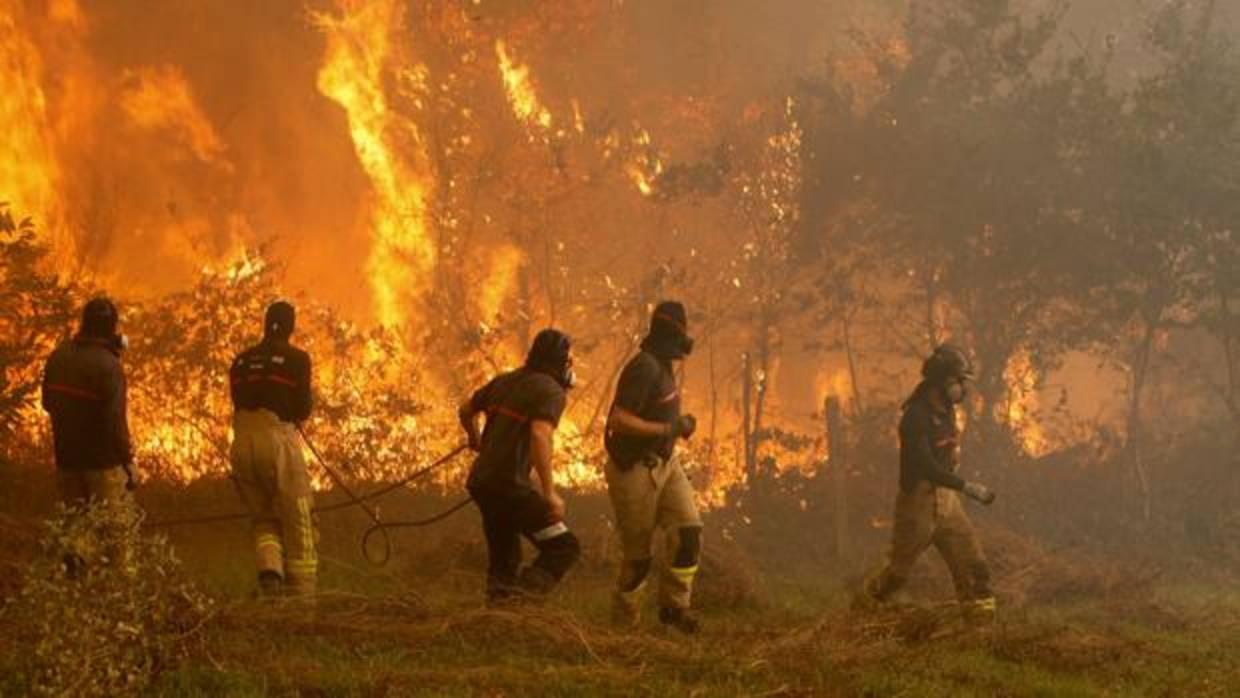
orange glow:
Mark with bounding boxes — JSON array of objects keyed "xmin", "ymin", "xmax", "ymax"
[
  {"xmin": 1002, "ymin": 348, "xmax": 1048, "ymax": 456},
  {"xmin": 495, "ymin": 39, "xmax": 552, "ymax": 132},
  {"xmin": 120, "ymin": 66, "xmax": 228, "ymax": 167},
  {"xmin": 478, "ymin": 243, "xmax": 523, "ymax": 327},
  {"xmin": 625, "ymin": 128, "xmax": 662, "ymax": 196},
  {"xmin": 0, "ymin": 2, "xmax": 64, "ymax": 249},
  {"xmin": 314, "ymin": 0, "xmax": 436, "ymax": 327}
]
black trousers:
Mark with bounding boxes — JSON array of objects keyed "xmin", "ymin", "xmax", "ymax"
[{"xmin": 469, "ymin": 485, "xmax": 580, "ymax": 601}]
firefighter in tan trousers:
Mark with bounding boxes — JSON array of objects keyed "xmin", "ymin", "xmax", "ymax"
[
  {"xmin": 229, "ymin": 301, "xmax": 317, "ymax": 597},
  {"xmin": 863, "ymin": 345, "xmax": 998, "ymax": 622},
  {"xmin": 41, "ymin": 298, "xmax": 136, "ymax": 576},
  {"xmin": 604, "ymin": 301, "xmax": 703, "ymax": 634}
]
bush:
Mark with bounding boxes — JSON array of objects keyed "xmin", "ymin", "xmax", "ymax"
[{"xmin": 3, "ymin": 501, "xmax": 213, "ymax": 697}]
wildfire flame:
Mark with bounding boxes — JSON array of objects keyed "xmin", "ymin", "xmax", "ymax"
[
  {"xmin": 120, "ymin": 66, "xmax": 229, "ymax": 168},
  {"xmin": 0, "ymin": 1, "xmax": 65, "ymax": 250},
  {"xmin": 315, "ymin": 0, "xmax": 436, "ymax": 328},
  {"xmin": 625, "ymin": 128, "xmax": 663, "ymax": 197},
  {"xmin": 495, "ymin": 39, "xmax": 552, "ymax": 132},
  {"xmin": 1003, "ymin": 348, "xmax": 1048, "ymax": 456}
]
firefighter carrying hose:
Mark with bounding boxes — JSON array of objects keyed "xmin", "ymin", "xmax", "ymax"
[
  {"xmin": 862, "ymin": 344, "xmax": 998, "ymax": 623},
  {"xmin": 228, "ymin": 301, "xmax": 317, "ymax": 597},
  {"xmin": 41, "ymin": 297, "xmax": 136, "ymax": 512},
  {"xmin": 458, "ymin": 328, "xmax": 582, "ymax": 604},
  {"xmin": 604, "ymin": 301, "xmax": 704, "ymax": 634}
]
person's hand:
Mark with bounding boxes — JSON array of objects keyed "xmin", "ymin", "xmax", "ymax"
[
  {"xmin": 546, "ymin": 491, "xmax": 566, "ymax": 520},
  {"xmin": 963, "ymin": 481, "xmax": 996, "ymax": 505},
  {"xmin": 669, "ymin": 414, "xmax": 698, "ymax": 440}
]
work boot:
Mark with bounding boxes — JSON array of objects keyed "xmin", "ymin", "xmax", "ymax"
[
  {"xmin": 612, "ymin": 587, "xmax": 644, "ymax": 628},
  {"xmin": 62, "ymin": 553, "xmax": 85, "ymax": 581},
  {"xmin": 961, "ymin": 596, "xmax": 997, "ymax": 626},
  {"xmin": 517, "ymin": 566, "xmax": 557, "ymax": 599},
  {"xmin": 257, "ymin": 570, "xmax": 284, "ymax": 598},
  {"xmin": 658, "ymin": 606, "xmax": 700, "ymax": 635}
]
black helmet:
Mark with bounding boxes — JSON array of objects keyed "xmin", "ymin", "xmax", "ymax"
[
  {"xmin": 526, "ymin": 328, "xmax": 574, "ymax": 389},
  {"xmin": 922, "ymin": 344, "xmax": 975, "ymax": 384},
  {"xmin": 80, "ymin": 297, "xmax": 119, "ymax": 338},
  {"xmin": 264, "ymin": 300, "xmax": 296, "ymax": 340},
  {"xmin": 644, "ymin": 300, "xmax": 694, "ymax": 359}
]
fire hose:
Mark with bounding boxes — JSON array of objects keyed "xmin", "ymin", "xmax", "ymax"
[{"xmin": 143, "ymin": 437, "xmax": 472, "ymax": 567}]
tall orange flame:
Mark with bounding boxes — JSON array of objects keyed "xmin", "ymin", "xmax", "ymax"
[
  {"xmin": 0, "ymin": 1, "xmax": 65, "ymax": 250},
  {"xmin": 315, "ymin": 0, "xmax": 435, "ymax": 328}
]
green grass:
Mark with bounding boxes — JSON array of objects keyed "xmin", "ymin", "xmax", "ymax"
[{"xmin": 4, "ymin": 493, "xmax": 1240, "ymax": 697}]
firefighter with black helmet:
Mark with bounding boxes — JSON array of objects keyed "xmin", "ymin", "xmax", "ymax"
[
  {"xmin": 458, "ymin": 328, "xmax": 582, "ymax": 604},
  {"xmin": 863, "ymin": 344, "xmax": 997, "ymax": 623},
  {"xmin": 41, "ymin": 297, "xmax": 135, "ymax": 510},
  {"xmin": 229, "ymin": 301, "xmax": 317, "ymax": 597},
  {"xmin": 604, "ymin": 301, "xmax": 704, "ymax": 634}
]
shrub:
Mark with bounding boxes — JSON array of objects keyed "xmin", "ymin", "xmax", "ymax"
[{"xmin": 4, "ymin": 501, "xmax": 213, "ymax": 697}]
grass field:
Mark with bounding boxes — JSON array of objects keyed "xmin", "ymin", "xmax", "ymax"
[{"xmin": 2, "ymin": 474, "xmax": 1239, "ymax": 697}]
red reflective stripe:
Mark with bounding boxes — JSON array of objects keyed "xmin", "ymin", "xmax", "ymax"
[
  {"xmin": 655, "ymin": 312, "xmax": 687, "ymax": 331},
  {"xmin": 46, "ymin": 383, "xmax": 103, "ymax": 401},
  {"xmin": 489, "ymin": 405, "xmax": 529, "ymax": 423},
  {"xmin": 237, "ymin": 374, "xmax": 298, "ymax": 387}
]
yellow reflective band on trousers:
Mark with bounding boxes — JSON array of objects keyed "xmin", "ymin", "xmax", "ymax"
[
  {"xmin": 256, "ymin": 533, "xmax": 283, "ymax": 551},
  {"xmin": 230, "ymin": 408, "xmax": 318, "ymax": 595},
  {"xmin": 669, "ymin": 565, "xmax": 698, "ymax": 582},
  {"xmin": 297, "ymin": 497, "xmax": 316, "ymax": 564}
]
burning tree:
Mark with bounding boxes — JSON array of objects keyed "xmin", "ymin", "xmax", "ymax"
[{"xmin": 0, "ymin": 205, "xmax": 77, "ymax": 450}]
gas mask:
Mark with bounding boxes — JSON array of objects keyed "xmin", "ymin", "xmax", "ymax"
[
  {"xmin": 678, "ymin": 333, "xmax": 695, "ymax": 358},
  {"xmin": 944, "ymin": 379, "xmax": 967, "ymax": 405},
  {"xmin": 557, "ymin": 355, "xmax": 576, "ymax": 390},
  {"xmin": 527, "ymin": 328, "xmax": 575, "ymax": 390}
]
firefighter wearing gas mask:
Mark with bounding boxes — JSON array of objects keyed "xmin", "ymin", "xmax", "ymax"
[
  {"xmin": 459, "ymin": 328, "xmax": 582, "ymax": 604},
  {"xmin": 228, "ymin": 301, "xmax": 317, "ymax": 597},
  {"xmin": 863, "ymin": 344, "xmax": 997, "ymax": 623},
  {"xmin": 41, "ymin": 297, "xmax": 136, "ymax": 510},
  {"xmin": 604, "ymin": 301, "xmax": 704, "ymax": 634}
]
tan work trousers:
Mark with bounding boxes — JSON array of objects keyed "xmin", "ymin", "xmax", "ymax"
[
  {"xmin": 230, "ymin": 409, "xmax": 317, "ymax": 595},
  {"xmin": 58, "ymin": 466, "xmax": 131, "ymax": 510},
  {"xmin": 605, "ymin": 453, "xmax": 702, "ymax": 610},
  {"xmin": 871, "ymin": 481, "xmax": 992, "ymax": 602}
]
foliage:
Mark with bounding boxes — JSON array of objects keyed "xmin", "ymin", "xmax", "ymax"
[
  {"xmin": 3, "ymin": 502, "xmax": 212, "ymax": 697},
  {"xmin": 121, "ymin": 250, "xmax": 446, "ymax": 483},
  {"xmin": 0, "ymin": 205, "xmax": 78, "ymax": 448}
]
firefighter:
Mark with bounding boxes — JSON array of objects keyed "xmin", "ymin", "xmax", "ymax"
[
  {"xmin": 604, "ymin": 301, "xmax": 703, "ymax": 634},
  {"xmin": 459, "ymin": 328, "xmax": 582, "ymax": 604},
  {"xmin": 228, "ymin": 301, "xmax": 316, "ymax": 597},
  {"xmin": 863, "ymin": 344, "xmax": 998, "ymax": 623},
  {"xmin": 41, "ymin": 297, "xmax": 135, "ymax": 510}
]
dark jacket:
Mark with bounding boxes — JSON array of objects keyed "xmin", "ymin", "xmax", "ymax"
[
  {"xmin": 604, "ymin": 350, "xmax": 681, "ymax": 468},
  {"xmin": 229, "ymin": 339, "xmax": 312, "ymax": 423},
  {"xmin": 465, "ymin": 368, "xmax": 567, "ymax": 493},
  {"xmin": 898, "ymin": 393, "xmax": 965, "ymax": 493},
  {"xmin": 41, "ymin": 337, "xmax": 133, "ymax": 470}
]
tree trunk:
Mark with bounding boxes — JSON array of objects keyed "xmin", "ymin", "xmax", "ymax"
[
  {"xmin": 1127, "ymin": 321, "xmax": 1157, "ymax": 523},
  {"xmin": 842, "ymin": 309, "xmax": 864, "ymax": 416},
  {"xmin": 742, "ymin": 351, "xmax": 755, "ymax": 483},
  {"xmin": 825, "ymin": 397, "xmax": 850, "ymax": 561}
]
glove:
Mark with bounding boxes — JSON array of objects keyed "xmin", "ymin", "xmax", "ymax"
[
  {"xmin": 962, "ymin": 481, "xmax": 996, "ymax": 505},
  {"xmin": 668, "ymin": 415, "xmax": 698, "ymax": 440}
]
